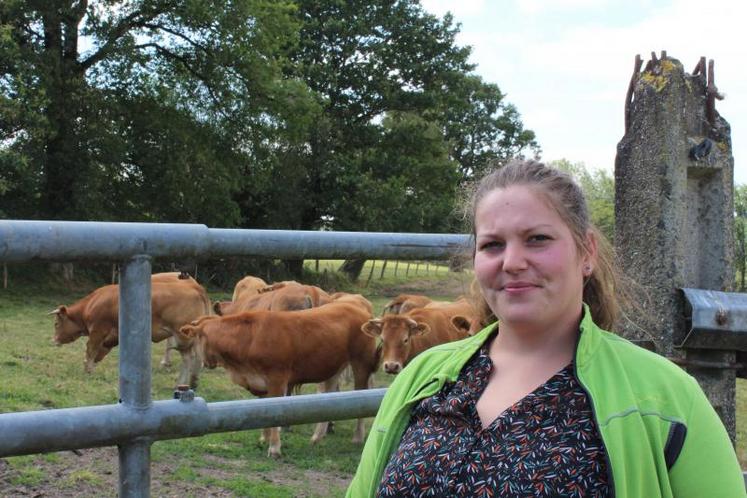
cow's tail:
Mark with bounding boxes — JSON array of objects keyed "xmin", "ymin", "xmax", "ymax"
[{"xmin": 199, "ymin": 289, "xmax": 213, "ymax": 316}]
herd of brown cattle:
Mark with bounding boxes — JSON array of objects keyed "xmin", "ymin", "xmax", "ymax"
[{"xmin": 49, "ymin": 273, "xmax": 481, "ymax": 457}]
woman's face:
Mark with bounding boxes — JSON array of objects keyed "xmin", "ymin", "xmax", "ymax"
[{"xmin": 473, "ymin": 185, "xmax": 594, "ymax": 333}]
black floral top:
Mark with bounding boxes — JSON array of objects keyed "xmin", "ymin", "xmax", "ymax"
[{"xmin": 376, "ymin": 340, "xmax": 610, "ymax": 497}]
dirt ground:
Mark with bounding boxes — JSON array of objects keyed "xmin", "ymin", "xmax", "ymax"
[{"xmin": 0, "ymin": 447, "xmax": 351, "ymax": 497}]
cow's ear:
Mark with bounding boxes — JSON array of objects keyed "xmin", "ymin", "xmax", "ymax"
[
  {"xmin": 178, "ymin": 324, "xmax": 197, "ymax": 339},
  {"xmin": 452, "ymin": 315, "xmax": 471, "ymax": 335},
  {"xmin": 213, "ymin": 302, "xmax": 224, "ymax": 316},
  {"xmin": 411, "ymin": 322, "xmax": 431, "ymax": 337},
  {"xmin": 361, "ymin": 319, "xmax": 383, "ymax": 337}
]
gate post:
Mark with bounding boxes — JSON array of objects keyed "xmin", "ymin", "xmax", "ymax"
[
  {"xmin": 615, "ymin": 53, "xmax": 736, "ymax": 438},
  {"xmin": 118, "ymin": 255, "xmax": 153, "ymax": 496}
]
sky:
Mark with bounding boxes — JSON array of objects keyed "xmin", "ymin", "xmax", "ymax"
[{"xmin": 421, "ymin": 0, "xmax": 747, "ymax": 185}]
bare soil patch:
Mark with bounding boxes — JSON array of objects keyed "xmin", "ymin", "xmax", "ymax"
[{"xmin": 0, "ymin": 447, "xmax": 350, "ymax": 497}]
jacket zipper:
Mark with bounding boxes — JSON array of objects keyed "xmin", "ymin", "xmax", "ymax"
[{"xmin": 573, "ymin": 334, "xmax": 616, "ymax": 498}]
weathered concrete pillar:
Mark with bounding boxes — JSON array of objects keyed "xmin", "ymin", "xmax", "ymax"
[{"xmin": 615, "ymin": 53, "xmax": 736, "ymax": 438}]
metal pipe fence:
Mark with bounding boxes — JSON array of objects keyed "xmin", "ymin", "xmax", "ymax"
[{"xmin": 0, "ymin": 220, "xmax": 470, "ymax": 497}]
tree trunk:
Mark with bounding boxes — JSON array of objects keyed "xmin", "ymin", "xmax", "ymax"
[
  {"xmin": 282, "ymin": 259, "xmax": 305, "ymax": 279},
  {"xmin": 339, "ymin": 258, "xmax": 366, "ymax": 281},
  {"xmin": 40, "ymin": 4, "xmax": 87, "ymax": 220}
]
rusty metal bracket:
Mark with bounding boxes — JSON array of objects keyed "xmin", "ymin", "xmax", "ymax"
[
  {"xmin": 692, "ymin": 56, "xmax": 706, "ymax": 76},
  {"xmin": 624, "ymin": 54, "xmax": 643, "ymax": 133},
  {"xmin": 705, "ymin": 59, "xmax": 725, "ymax": 127}
]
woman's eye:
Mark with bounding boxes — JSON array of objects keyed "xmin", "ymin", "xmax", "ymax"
[
  {"xmin": 479, "ymin": 241, "xmax": 503, "ymax": 251},
  {"xmin": 528, "ymin": 234, "xmax": 551, "ymax": 243}
]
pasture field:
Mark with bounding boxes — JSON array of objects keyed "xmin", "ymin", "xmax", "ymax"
[
  {"xmin": 2, "ymin": 265, "xmax": 746, "ymax": 497},
  {"xmin": 0, "ymin": 266, "xmax": 472, "ymax": 497}
]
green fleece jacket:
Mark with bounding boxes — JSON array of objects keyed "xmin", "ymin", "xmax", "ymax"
[{"xmin": 347, "ymin": 308, "xmax": 746, "ymax": 498}]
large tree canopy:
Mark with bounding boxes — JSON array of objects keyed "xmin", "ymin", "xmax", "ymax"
[
  {"xmin": 0, "ymin": 0, "xmax": 313, "ymax": 224},
  {"xmin": 1, "ymin": 0, "xmax": 538, "ymax": 247}
]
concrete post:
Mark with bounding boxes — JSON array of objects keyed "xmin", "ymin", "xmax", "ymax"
[{"xmin": 615, "ymin": 53, "xmax": 736, "ymax": 438}]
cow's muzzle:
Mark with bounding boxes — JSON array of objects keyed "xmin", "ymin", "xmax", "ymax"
[{"xmin": 383, "ymin": 361, "xmax": 402, "ymax": 374}]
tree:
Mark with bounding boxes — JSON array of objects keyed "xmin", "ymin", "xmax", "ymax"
[
  {"xmin": 440, "ymin": 74, "xmax": 539, "ymax": 181},
  {"xmin": 279, "ymin": 1, "xmax": 537, "ymax": 279},
  {"xmin": 550, "ymin": 159, "xmax": 615, "ymax": 241},
  {"xmin": 735, "ymin": 184, "xmax": 747, "ymax": 291},
  {"xmin": 0, "ymin": 0, "xmax": 314, "ymax": 224}
]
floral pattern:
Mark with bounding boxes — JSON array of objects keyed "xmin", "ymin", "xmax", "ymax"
[{"xmin": 377, "ymin": 341, "xmax": 610, "ymax": 497}]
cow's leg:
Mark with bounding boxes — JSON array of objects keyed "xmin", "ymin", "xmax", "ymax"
[
  {"xmin": 311, "ymin": 371, "xmax": 342, "ymax": 444},
  {"xmin": 350, "ymin": 362, "xmax": 374, "ymax": 443},
  {"xmin": 264, "ymin": 381, "xmax": 288, "ymax": 458},
  {"xmin": 171, "ymin": 334, "xmax": 201, "ymax": 389},
  {"xmin": 84, "ymin": 333, "xmax": 109, "ymax": 374},
  {"xmin": 160, "ymin": 335, "xmax": 177, "ymax": 367},
  {"xmin": 175, "ymin": 347, "xmax": 197, "ymax": 388}
]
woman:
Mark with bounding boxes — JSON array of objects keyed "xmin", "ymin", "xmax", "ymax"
[{"xmin": 347, "ymin": 159, "xmax": 745, "ymax": 497}]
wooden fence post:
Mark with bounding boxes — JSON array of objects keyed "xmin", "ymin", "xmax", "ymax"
[
  {"xmin": 379, "ymin": 260, "xmax": 388, "ymax": 279},
  {"xmin": 366, "ymin": 260, "xmax": 376, "ymax": 286}
]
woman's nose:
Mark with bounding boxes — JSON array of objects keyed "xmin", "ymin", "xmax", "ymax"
[{"xmin": 502, "ymin": 242, "xmax": 528, "ymax": 272}]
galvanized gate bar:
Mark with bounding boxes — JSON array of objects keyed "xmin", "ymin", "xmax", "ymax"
[
  {"xmin": 119, "ymin": 256, "xmax": 153, "ymax": 409},
  {"xmin": 118, "ymin": 256, "xmax": 153, "ymax": 497},
  {"xmin": 0, "ymin": 221, "xmax": 210, "ymax": 261},
  {"xmin": 207, "ymin": 228, "xmax": 469, "ymax": 259},
  {"xmin": 678, "ymin": 288, "xmax": 747, "ymax": 350},
  {"xmin": 0, "ymin": 220, "xmax": 470, "ymax": 262},
  {"xmin": 0, "ymin": 389, "xmax": 386, "ymax": 457}
]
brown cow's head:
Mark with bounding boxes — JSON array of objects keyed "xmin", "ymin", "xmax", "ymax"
[
  {"xmin": 362, "ymin": 316, "xmax": 430, "ymax": 374},
  {"xmin": 49, "ymin": 306, "xmax": 86, "ymax": 345},
  {"xmin": 177, "ymin": 317, "xmax": 221, "ymax": 369}
]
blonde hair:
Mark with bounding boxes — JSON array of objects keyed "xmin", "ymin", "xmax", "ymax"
[{"xmin": 464, "ymin": 159, "xmax": 631, "ymax": 331}]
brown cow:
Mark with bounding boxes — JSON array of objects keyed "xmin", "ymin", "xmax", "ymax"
[
  {"xmin": 451, "ymin": 315, "xmax": 484, "ymax": 336},
  {"xmin": 176, "ymin": 301, "xmax": 377, "ymax": 457},
  {"xmin": 329, "ymin": 292, "xmax": 374, "ymax": 315},
  {"xmin": 362, "ymin": 307, "xmax": 470, "ymax": 374},
  {"xmin": 231, "ymin": 275, "xmax": 268, "ymax": 302},
  {"xmin": 50, "ymin": 275, "xmax": 211, "ymax": 387},
  {"xmin": 215, "ymin": 281, "xmax": 332, "ymax": 315},
  {"xmin": 382, "ymin": 293, "xmax": 433, "ymax": 315},
  {"xmin": 151, "ymin": 272, "xmax": 199, "ymax": 367},
  {"xmin": 426, "ymin": 297, "xmax": 478, "ymax": 327}
]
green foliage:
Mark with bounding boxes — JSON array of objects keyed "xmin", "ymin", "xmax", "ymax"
[
  {"xmin": 735, "ymin": 184, "xmax": 747, "ymax": 291},
  {"xmin": 0, "ymin": 0, "xmax": 312, "ymax": 224},
  {"xmin": 1, "ymin": 0, "xmax": 537, "ymax": 236},
  {"xmin": 441, "ymin": 74, "xmax": 540, "ymax": 180}
]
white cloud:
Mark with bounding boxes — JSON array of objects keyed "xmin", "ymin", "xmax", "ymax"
[
  {"xmin": 420, "ymin": 0, "xmax": 487, "ymax": 18},
  {"xmin": 517, "ymin": 0, "xmax": 610, "ymax": 15}
]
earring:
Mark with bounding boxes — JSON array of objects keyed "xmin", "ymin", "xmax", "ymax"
[{"xmin": 583, "ymin": 265, "xmax": 592, "ymax": 276}]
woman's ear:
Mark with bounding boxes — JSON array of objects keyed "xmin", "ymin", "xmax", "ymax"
[{"xmin": 583, "ymin": 229, "xmax": 598, "ymax": 270}]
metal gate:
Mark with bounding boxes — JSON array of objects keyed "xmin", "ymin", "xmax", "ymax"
[{"xmin": 0, "ymin": 220, "xmax": 470, "ymax": 496}]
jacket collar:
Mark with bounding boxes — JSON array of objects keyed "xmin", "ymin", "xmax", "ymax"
[
  {"xmin": 460, "ymin": 303, "xmax": 601, "ymax": 373},
  {"xmin": 575, "ymin": 303, "xmax": 601, "ymax": 369}
]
